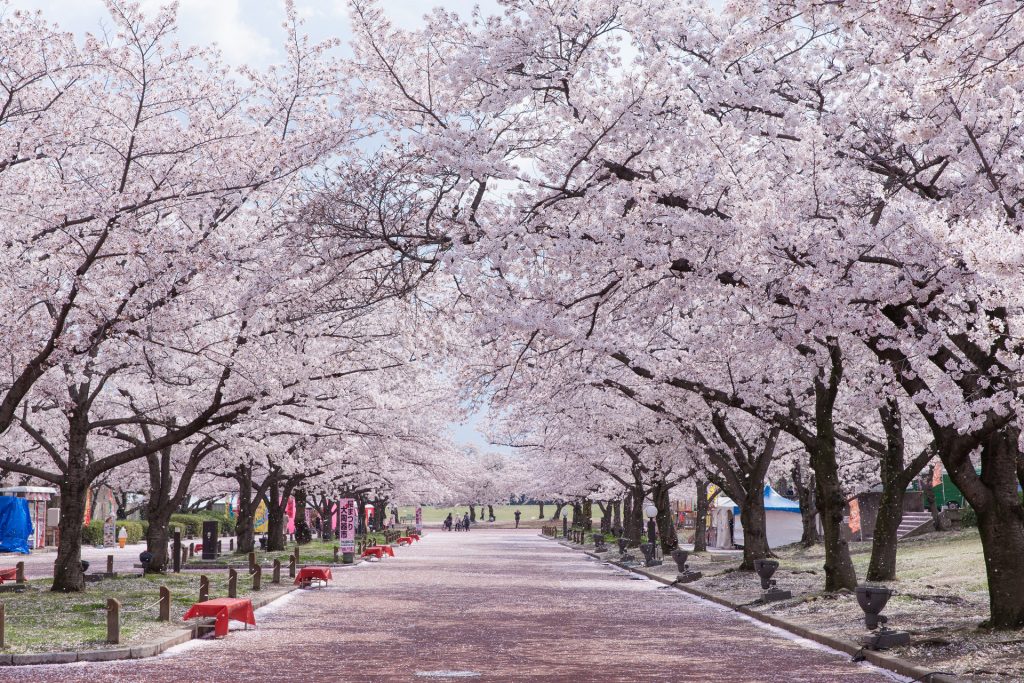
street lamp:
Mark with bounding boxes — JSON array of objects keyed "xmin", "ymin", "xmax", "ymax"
[
  {"xmin": 641, "ymin": 502, "xmax": 662, "ymax": 567},
  {"xmin": 753, "ymin": 559, "xmax": 791, "ymax": 602},
  {"xmin": 855, "ymin": 585, "xmax": 910, "ymax": 649}
]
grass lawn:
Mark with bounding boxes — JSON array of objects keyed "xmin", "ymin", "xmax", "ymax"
[
  {"xmin": 398, "ymin": 504, "xmax": 553, "ymax": 525},
  {"xmin": 0, "ymin": 571, "xmax": 276, "ymax": 654}
]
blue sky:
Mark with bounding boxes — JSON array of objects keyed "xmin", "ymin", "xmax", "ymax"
[{"xmin": 12, "ymin": 0, "xmax": 501, "ymax": 66}]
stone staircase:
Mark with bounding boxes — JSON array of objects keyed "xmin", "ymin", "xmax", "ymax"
[{"xmin": 896, "ymin": 512, "xmax": 935, "ymax": 540}]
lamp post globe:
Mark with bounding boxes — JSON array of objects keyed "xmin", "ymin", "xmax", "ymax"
[{"xmin": 643, "ymin": 502, "xmax": 658, "ymax": 519}]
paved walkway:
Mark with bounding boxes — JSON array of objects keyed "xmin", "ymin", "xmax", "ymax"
[{"xmin": 9, "ymin": 530, "xmax": 899, "ymax": 682}]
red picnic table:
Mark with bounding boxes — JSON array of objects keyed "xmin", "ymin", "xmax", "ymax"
[
  {"xmin": 194, "ymin": 544, "xmax": 202, "ymax": 553},
  {"xmin": 396, "ymin": 536, "xmax": 413, "ymax": 546},
  {"xmin": 0, "ymin": 568, "xmax": 17, "ymax": 584},
  {"xmin": 183, "ymin": 598, "xmax": 255, "ymax": 638},
  {"xmin": 408, "ymin": 533, "xmax": 420, "ymax": 542},
  {"xmin": 361, "ymin": 547, "xmax": 384, "ymax": 560},
  {"xmin": 295, "ymin": 566, "xmax": 333, "ymax": 588}
]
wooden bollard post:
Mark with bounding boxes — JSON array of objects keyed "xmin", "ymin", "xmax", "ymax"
[
  {"xmin": 228, "ymin": 568, "xmax": 237, "ymax": 598},
  {"xmin": 333, "ymin": 546, "xmax": 339, "ymax": 563},
  {"xmin": 229, "ymin": 538, "xmax": 234, "ymax": 552},
  {"xmin": 173, "ymin": 530, "xmax": 181, "ymax": 573},
  {"xmin": 0, "ymin": 603, "xmax": 5, "ymax": 649},
  {"xmin": 248, "ymin": 552, "xmax": 256, "ymax": 574},
  {"xmin": 288, "ymin": 555, "xmax": 296, "ymax": 579},
  {"xmin": 272, "ymin": 559, "xmax": 281, "ymax": 584},
  {"xmin": 217, "ymin": 540, "xmax": 223, "ymax": 555},
  {"xmin": 15, "ymin": 561, "xmax": 24, "ymax": 584},
  {"xmin": 252, "ymin": 565, "xmax": 261, "ymax": 591},
  {"xmin": 107, "ymin": 554, "xmax": 114, "ymax": 576},
  {"xmin": 199, "ymin": 575, "xmax": 209, "ymax": 603},
  {"xmin": 180, "ymin": 544, "xmax": 188, "ymax": 568},
  {"xmin": 294, "ymin": 545, "xmax": 300, "ymax": 563},
  {"xmin": 106, "ymin": 598, "xmax": 120, "ymax": 644},
  {"xmin": 188, "ymin": 543, "xmax": 195, "ymax": 559},
  {"xmin": 159, "ymin": 586, "xmax": 170, "ymax": 621}
]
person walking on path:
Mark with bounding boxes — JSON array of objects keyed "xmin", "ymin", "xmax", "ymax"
[
  {"xmin": 463, "ymin": 512, "xmax": 471, "ymax": 532},
  {"xmin": 443, "ymin": 513, "xmax": 453, "ymax": 531},
  {"xmin": 514, "ymin": 509, "xmax": 521, "ymax": 528}
]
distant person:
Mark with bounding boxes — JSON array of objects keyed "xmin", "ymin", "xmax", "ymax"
[
  {"xmin": 463, "ymin": 512, "xmax": 471, "ymax": 531},
  {"xmin": 444, "ymin": 513, "xmax": 453, "ymax": 531},
  {"xmin": 514, "ymin": 509, "xmax": 521, "ymax": 528}
]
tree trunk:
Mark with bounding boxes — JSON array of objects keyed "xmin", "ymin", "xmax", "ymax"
[
  {"xmin": 866, "ymin": 485, "xmax": 905, "ymax": 581},
  {"xmin": 792, "ymin": 460, "xmax": 819, "ymax": 547},
  {"xmin": 625, "ymin": 488, "xmax": 644, "ymax": 547},
  {"xmin": 975, "ymin": 499, "xmax": 1024, "ymax": 629},
  {"xmin": 266, "ymin": 483, "xmax": 286, "ymax": 551},
  {"xmin": 612, "ymin": 499, "xmax": 621, "ymax": 534},
  {"xmin": 538, "ymin": 501, "xmax": 544, "ymax": 519},
  {"xmin": 621, "ymin": 491, "xmax": 633, "ymax": 539},
  {"xmin": 812, "ymin": 441, "xmax": 858, "ymax": 591},
  {"xmin": 52, "ymin": 478, "xmax": 89, "ymax": 592},
  {"xmin": 919, "ymin": 470, "xmax": 943, "ymax": 531},
  {"xmin": 738, "ymin": 487, "xmax": 771, "ymax": 570},
  {"xmin": 693, "ymin": 480, "xmax": 708, "ymax": 553},
  {"xmin": 488, "ymin": 504, "xmax": 494, "ymax": 520},
  {"xmin": 550, "ymin": 501, "xmax": 566, "ymax": 520},
  {"xmin": 318, "ymin": 499, "xmax": 335, "ymax": 540},
  {"xmin": 653, "ymin": 482, "xmax": 678, "ymax": 554},
  {"xmin": 469, "ymin": 505, "xmax": 476, "ymax": 523},
  {"xmin": 144, "ymin": 510, "xmax": 172, "ymax": 573},
  {"xmin": 581, "ymin": 500, "xmax": 592, "ymax": 530},
  {"xmin": 294, "ymin": 489, "xmax": 311, "ymax": 544}
]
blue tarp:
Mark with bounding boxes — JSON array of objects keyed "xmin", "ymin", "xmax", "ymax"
[
  {"xmin": 0, "ymin": 496, "xmax": 33, "ymax": 554},
  {"xmin": 730, "ymin": 486, "xmax": 801, "ymax": 515}
]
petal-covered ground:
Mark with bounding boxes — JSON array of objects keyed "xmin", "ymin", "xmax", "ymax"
[{"xmin": 8, "ymin": 530, "xmax": 901, "ymax": 682}]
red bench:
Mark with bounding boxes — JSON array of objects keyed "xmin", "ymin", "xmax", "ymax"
[
  {"xmin": 0, "ymin": 568, "xmax": 17, "ymax": 584},
  {"xmin": 183, "ymin": 598, "xmax": 255, "ymax": 638},
  {"xmin": 295, "ymin": 566, "xmax": 333, "ymax": 588}
]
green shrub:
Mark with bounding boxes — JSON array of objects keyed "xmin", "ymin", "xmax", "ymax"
[
  {"xmin": 169, "ymin": 512, "xmax": 234, "ymax": 537},
  {"xmin": 960, "ymin": 505, "xmax": 977, "ymax": 528},
  {"xmin": 81, "ymin": 519, "xmax": 148, "ymax": 545}
]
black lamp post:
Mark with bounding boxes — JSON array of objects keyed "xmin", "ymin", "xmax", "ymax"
[
  {"xmin": 753, "ymin": 559, "xmax": 791, "ymax": 602},
  {"xmin": 641, "ymin": 502, "xmax": 662, "ymax": 567},
  {"xmin": 855, "ymin": 585, "xmax": 910, "ymax": 649},
  {"xmin": 670, "ymin": 549, "xmax": 702, "ymax": 583}
]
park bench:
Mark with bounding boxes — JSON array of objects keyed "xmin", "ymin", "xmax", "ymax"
[
  {"xmin": 396, "ymin": 536, "xmax": 412, "ymax": 546},
  {"xmin": 295, "ymin": 566, "xmax": 333, "ymax": 588},
  {"xmin": 184, "ymin": 597, "xmax": 255, "ymax": 638},
  {"xmin": 0, "ymin": 568, "xmax": 17, "ymax": 584}
]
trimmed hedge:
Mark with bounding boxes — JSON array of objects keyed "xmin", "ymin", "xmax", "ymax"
[
  {"xmin": 82, "ymin": 519, "xmax": 148, "ymax": 545},
  {"xmin": 169, "ymin": 512, "xmax": 234, "ymax": 537}
]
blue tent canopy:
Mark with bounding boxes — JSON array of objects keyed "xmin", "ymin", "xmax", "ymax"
[
  {"xmin": 730, "ymin": 486, "xmax": 800, "ymax": 515},
  {"xmin": 0, "ymin": 496, "xmax": 34, "ymax": 554}
]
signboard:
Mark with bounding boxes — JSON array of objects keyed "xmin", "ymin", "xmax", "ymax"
[
  {"xmin": 202, "ymin": 520, "xmax": 218, "ymax": 560},
  {"xmin": 103, "ymin": 518, "xmax": 116, "ymax": 547},
  {"xmin": 415, "ymin": 506, "xmax": 423, "ymax": 532},
  {"xmin": 338, "ymin": 498, "xmax": 356, "ymax": 553},
  {"xmin": 254, "ymin": 500, "xmax": 269, "ymax": 533}
]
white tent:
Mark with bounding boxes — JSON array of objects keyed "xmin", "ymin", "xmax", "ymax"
[{"xmin": 711, "ymin": 487, "xmax": 803, "ymax": 550}]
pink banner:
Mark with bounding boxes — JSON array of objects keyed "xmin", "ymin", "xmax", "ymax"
[{"xmin": 338, "ymin": 499, "xmax": 356, "ymax": 552}]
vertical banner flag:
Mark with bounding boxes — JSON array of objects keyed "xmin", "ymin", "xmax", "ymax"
[
  {"xmin": 339, "ymin": 498, "xmax": 356, "ymax": 553},
  {"xmin": 415, "ymin": 506, "xmax": 423, "ymax": 532},
  {"xmin": 849, "ymin": 498, "xmax": 862, "ymax": 536}
]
